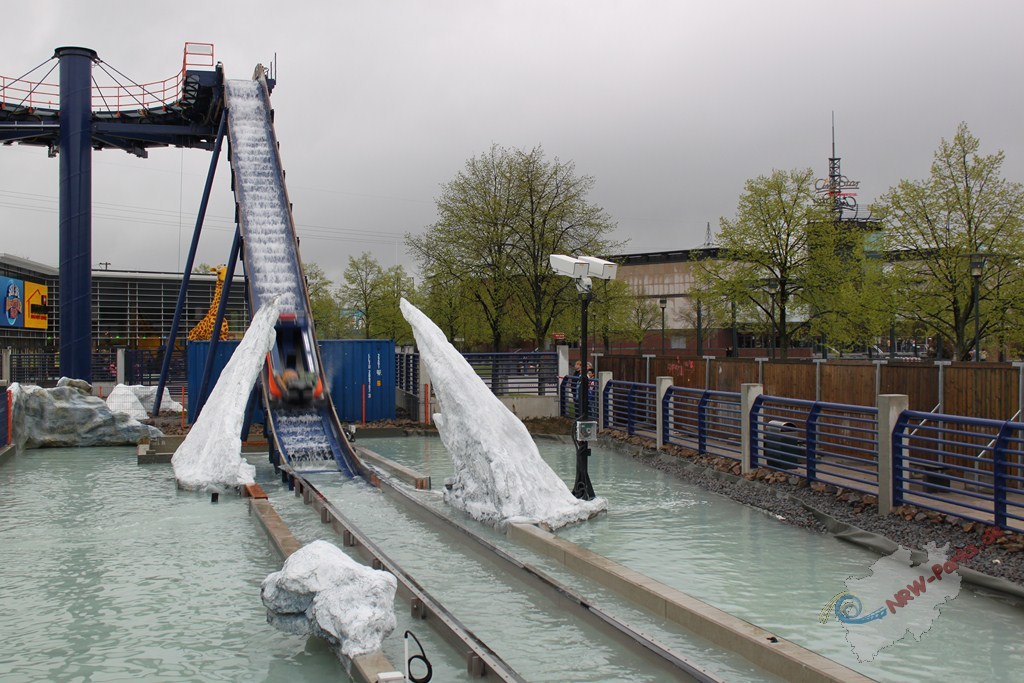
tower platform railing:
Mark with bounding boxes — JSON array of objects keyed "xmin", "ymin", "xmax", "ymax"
[{"xmin": 0, "ymin": 42, "xmax": 214, "ymax": 113}]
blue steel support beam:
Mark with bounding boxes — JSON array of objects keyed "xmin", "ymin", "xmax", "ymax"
[
  {"xmin": 56, "ymin": 47, "xmax": 97, "ymax": 383},
  {"xmin": 153, "ymin": 110, "xmax": 227, "ymax": 415}
]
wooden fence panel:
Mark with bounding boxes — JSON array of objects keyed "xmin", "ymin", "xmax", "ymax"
[
  {"xmin": 708, "ymin": 359, "xmax": 760, "ymax": 392},
  {"xmin": 881, "ymin": 363, "xmax": 939, "ymax": 412},
  {"xmin": 588, "ymin": 354, "xmax": 1024, "ymax": 421},
  {"xmin": 763, "ymin": 360, "xmax": 816, "ymax": 401},
  {"xmin": 820, "ymin": 362, "xmax": 877, "ymax": 406},
  {"xmin": 944, "ymin": 363, "xmax": 1020, "ymax": 422}
]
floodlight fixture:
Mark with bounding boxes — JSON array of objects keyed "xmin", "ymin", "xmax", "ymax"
[
  {"xmin": 549, "ymin": 254, "xmax": 589, "ymax": 279},
  {"xmin": 577, "ymin": 255, "xmax": 618, "ymax": 280}
]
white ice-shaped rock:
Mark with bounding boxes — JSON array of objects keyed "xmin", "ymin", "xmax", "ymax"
[
  {"xmin": 171, "ymin": 298, "xmax": 280, "ymax": 491},
  {"xmin": 261, "ymin": 540, "xmax": 397, "ymax": 658},
  {"xmin": 129, "ymin": 385, "xmax": 184, "ymax": 414},
  {"xmin": 105, "ymin": 384, "xmax": 149, "ymax": 421},
  {"xmin": 400, "ymin": 298, "xmax": 606, "ymax": 530}
]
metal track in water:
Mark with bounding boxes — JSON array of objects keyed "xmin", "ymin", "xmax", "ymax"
[
  {"xmin": 281, "ymin": 466, "xmax": 526, "ymax": 681},
  {"xmin": 286, "ymin": 462, "xmax": 724, "ymax": 683},
  {"xmin": 363, "ymin": 459, "xmax": 725, "ymax": 683}
]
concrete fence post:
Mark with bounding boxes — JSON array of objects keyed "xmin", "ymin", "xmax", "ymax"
[
  {"xmin": 813, "ymin": 358, "xmax": 826, "ymax": 401},
  {"xmin": 557, "ymin": 345, "xmax": 569, "ymax": 380},
  {"xmin": 740, "ymin": 383, "xmax": 763, "ymax": 475},
  {"xmin": 597, "ymin": 370, "xmax": 612, "ymax": 428},
  {"xmin": 1, "ymin": 347, "xmax": 10, "ymax": 384},
  {"xmin": 702, "ymin": 356, "xmax": 715, "ymax": 389},
  {"xmin": 877, "ymin": 394, "xmax": 909, "ymax": 517},
  {"xmin": 116, "ymin": 348, "xmax": 126, "ymax": 386},
  {"xmin": 655, "ymin": 376, "xmax": 673, "ymax": 449}
]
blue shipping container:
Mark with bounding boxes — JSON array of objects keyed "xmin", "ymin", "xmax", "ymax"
[
  {"xmin": 319, "ymin": 339, "xmax": 396, "ymax": 423},
  {"xmin": 187, "ymin": 339, "xmax": 395, "ymax": 425},
  {"xmin": 186, "ymin": 341, "xmax": 266, "ymax": 427}
]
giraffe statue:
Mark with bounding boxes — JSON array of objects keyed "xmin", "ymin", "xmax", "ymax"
[{"xmin": 188, "ymin": 265, "xmax": 231, "ymax": 341}]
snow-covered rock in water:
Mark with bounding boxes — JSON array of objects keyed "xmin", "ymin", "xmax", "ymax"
[
  {"xmin": 261, "ymin": 540, "xmax": 397, "ymax": 658},
  {"xmin": 172, "ymin": 298, "xmax": 280, "ymax": 491},
  {"xmin": 128, "ymin": 385, "xmax": 184, "ymax": 414},
  {"xmin": 400, "ymin": 298, "xmax": 607, "ymax": 530},
  {"xmin": 8, "ymin": 378, "xmax": 161, "ymax": 449},
  {"xmin": 106, "ymin": 384, "xmax": 149, "ymax": 420}
]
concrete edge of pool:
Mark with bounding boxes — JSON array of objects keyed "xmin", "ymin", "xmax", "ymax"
[{"xmin": 506, "ymin": 522, "xmax": 873, "ymax": 683}]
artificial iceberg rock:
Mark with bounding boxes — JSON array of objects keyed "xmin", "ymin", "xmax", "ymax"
[
  {"xmin": 400, "ymin": 298, "xmax": 607, "ymax": 530},
  {"xmin": 105, "ymin": 384, "xmax": 149, "ymax": 421},
  {"xmin": 172, "ymin": 298, "xmax": 280, "ymax": 491},
  {"xmin": 8, "ymin": 378, "xmax": 162, "ymax": 449},
  {"xmin": 129, "ymin": 385, "xmax": 184, "ymax": 414},
  {"xmin": 261, "ymin": 540, "xmax": 397, "ymax": 658}
]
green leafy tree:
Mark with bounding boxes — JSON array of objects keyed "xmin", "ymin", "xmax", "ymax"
[
  {"xmin": 674, "ymin": 290, "xmax": 719, "ymax": 354},
  {"xmin": 874, "ymin": 123, "xmax": 1024, "ymax": 360},
  {"xmin": 339, "ymin": 252, "xmax": 385, "ymax": 339},
  {"xmin": 304, "ymin": 262, "xmax": 346, "ymax": 339},
  {"xmin": 800, "ymin": 223, "xmax": 893, "ymax": 353},
  {"xmin": 622, "ymin": 290, "xmax": 662, "ymax": 352},
  {"xmin": 590, "ymin": 279, "xmax": 636, "ymax": 353},
  {"xmin": 374, "ymin": 265, "xmax": 416, "ymax": 344},
  {"xmin": 697, "ymin": 169, "xmax": 839, "ymax": 357},
  {"xmin": 409, "ymin": 145, "xmax": 619, "ymax": 352},
  {"xmin": 420, "ymin": 272, "xmax": 489, "ymax": 350}
]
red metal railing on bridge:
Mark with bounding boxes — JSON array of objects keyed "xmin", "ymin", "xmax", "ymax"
[{"xmin": 0, "ymin": 42, "xmax": 214, "ymax": 113}]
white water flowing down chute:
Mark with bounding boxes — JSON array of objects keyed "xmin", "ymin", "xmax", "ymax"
[
  {"xmin": 172, "ymin": 298, "xmax": 281, "ymax": 491},
  {"xmin": 400, "ymin": 298, "xmax": 606, "ymax": 530}
]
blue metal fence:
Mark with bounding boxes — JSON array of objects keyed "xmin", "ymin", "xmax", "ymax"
[
  {"xmin": 602, "ymin": 380, "xmax": 656, "ymax": 436},
  {"xmin": 559, "ymin": 375, "xmax": 598, "ymax": 420},
  {"xmin": 663, "ymin": 387, "xmax": 742, "ymax": 459},
  {"xmin": 461, "ymin": 352, "xmax": 559, "ymax": 396},
  {"xmin": 126, "ymin": 349, "xmax": 187, "ymax": 387},
  {"xmin": 396, "ymin": 352, "xmax": 419, "ymax": 395},
  {"xmin": 396, "ymin": 351, "xmax": 558, "ymax": 398},
  {"xmin": 894, "ymin": 411, "xmax": 1024, "ymax": 529},
  {"xmin": 9, "ymin": 352, "xmax": 60, "ymax": 383},
  {"xmin": 751, "ymin": 396, "xmax": 879, "ymax": 495}
]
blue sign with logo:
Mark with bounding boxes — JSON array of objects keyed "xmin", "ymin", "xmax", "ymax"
[{"xmin": 3, "ymin": 277, "xmax": 24, "ymax": 327}]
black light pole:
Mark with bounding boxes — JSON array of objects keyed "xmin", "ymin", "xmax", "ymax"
[
  {"xmin": 659, "ymin": 298, "xmax": 667, "ymax": 354},
  {"xmin": 551, "ymin": 253, "xmax": 617, "ymax": 502},
  {"xmin": 971, "ymin": 254, "xmax": 985, "ymax": 362},
  {"xmin": 766, "ymin": 279, "xmax": 778, "ymax": 359},
  {"xmin": 729, "ymin": 301, "xmax": 737, "ymax": 360},
  {"xmin": 574, "ymin": 288, "xmax": 595, "ymax": 499},
  {"xmin": 696, "ymin": 300, "xmax": 703, "ymax": 356}
]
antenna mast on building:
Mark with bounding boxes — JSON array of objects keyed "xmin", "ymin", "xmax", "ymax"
[
  {"xmin": 829, "ymin": 112, "xmax": 844, "ymax": 218},
  {"xmin": 704, "ymin": 221, "xmax": 712, "ymax": 247}
]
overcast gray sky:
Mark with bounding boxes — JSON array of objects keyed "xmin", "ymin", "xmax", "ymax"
[{"xmin": 2, "ymin": 1, "xmax": 1022, "ymax": 285}]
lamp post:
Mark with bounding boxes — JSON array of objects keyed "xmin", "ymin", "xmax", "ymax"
[
  {"xmin": 550, "ymin": 254, "xmax": 617, "ymax": 500},
  {"xmin": 765, "ymin": 279, "xmax": 778, "ymax": 359},
  {"xmin": 659, "ymin": 298, "xmax": 667, "ymax": 355},
  {"xmin": 971, "ymin": 254, "xmax": 985, "ymax": 362},
  {"xmin": 730, "ymin": 299, "xmax": 738, "ymax": 357},
  {"xmin": 696, "ymin": 299, "xmax": 703, "ymax": 356}
]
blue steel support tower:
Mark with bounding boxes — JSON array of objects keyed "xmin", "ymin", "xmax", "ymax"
[
  {"xmin": 56, "ymin": 47, "xmax": 96, "ymax": 382},
  {"xmin": 0, "ymin": 44, "xmax": 222, "ymax": 383}
]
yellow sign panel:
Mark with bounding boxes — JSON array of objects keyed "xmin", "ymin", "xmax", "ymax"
[{"xmin": 24, "ymin": 281, "xmax": 48, "ymax": 330}]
